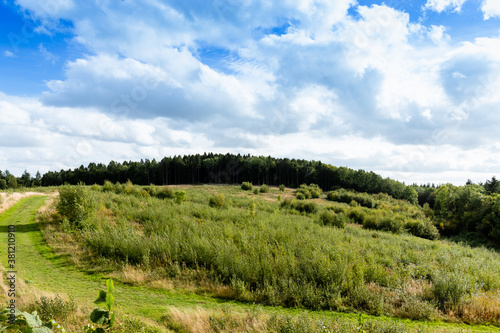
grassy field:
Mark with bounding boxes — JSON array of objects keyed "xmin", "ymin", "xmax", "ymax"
[{"xmin": 1, "ymin": 185, "xmax": 500, "ymax": 332}]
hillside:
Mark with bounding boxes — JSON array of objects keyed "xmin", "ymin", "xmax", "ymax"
[{"xmin": 7, "ymin": 182, "xmax": 497, "ymax": 332}]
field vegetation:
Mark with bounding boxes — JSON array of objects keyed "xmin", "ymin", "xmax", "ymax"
[{"xmin": 41, "ymin": 182, "xmax": 500, "ymax": 328}]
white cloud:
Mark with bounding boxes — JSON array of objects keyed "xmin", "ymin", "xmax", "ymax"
[
  {"xmin": 38, "ymin": 44, "xmax": 57, "ymax": 63},
  {"xmin": 428, "ymin": 25, "xmax": 451, "ymax": 46},
  {"xmin": 482, "ymin": 0, "xmax": 500, "ymax": 19},
  {"xmin": 2, "ymin": 1, "xmax": 500, "ymax": 185},
  {"xmin": 3, "ymin": 50, "xmax": 14, "ymax": 57},
  {"xmin": 424, "ymin": 0, "xmax": 468, "ymax": 13}
]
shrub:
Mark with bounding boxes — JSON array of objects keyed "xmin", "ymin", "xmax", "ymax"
[
  {"xmin": 281, "ymin": 199, "xmax": 318, "ymax": 214},
  {"xmin": 57, "ymin": 185, "xmax": 95, "ymax": 226},
  {"xmin": 114, "ymin": 182, "xmax": 124, "ymax": 194},
  {"xmin": 253, "ymin": 189, "xmax": 259, "ymax": 195},
  {"xmin": 123, "ymin": 180, "xmax": 134, "ymax": 194},
  {"xmin": 241, "ymin": 182, "xmax": 253, "ymax": 191},
  {"xmin": 279, "ymin": 184, "xmax": 285, "ymax": 192},
  {"xmin": 157, "ymin": 186, "xmax": 175, "ymax": 199},
  {"xmin": 102, "ymin": 180, "xmax": 114, "ymax": 192},
  {"xmin": 404, "ymin": 219, "xmax": 439, "ymax": 240},
  {"xmin": 32, "ymin": 294, "xmax": 76, "ymax": 322},
  {"xmin": 175, "ymin": 190, "xmax": 186, "ymax": 204},
  {"xmin": 318, "ymin": 210, "xmax": 346, "ymax": 228},
  {"xmin": 260, "ymin": 184, "xmax": 270, "ymax": 193},
  {"xmin": 0, "ymin": 179, "xmax": 7, "ymax": 190},
  {"xmin": 209, "ymin": 193, "xmax": 225, "ymax": 208},
  {"xmin": 327, "ymin": 190, "xmax": 375, "ymax": 208},
  {"xmin": 296, "ymin": 192, "xmax": 305, "ymax": 200}
]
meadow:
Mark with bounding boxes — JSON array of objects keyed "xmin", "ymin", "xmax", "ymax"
[{"xmin": 37, "ymin": 181, "xmax": 500, "ymax": 331}]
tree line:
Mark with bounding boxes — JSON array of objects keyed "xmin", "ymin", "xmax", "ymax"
[{"xmin": 2, "ymin": 153, "xmax": 413, "ymax": 199}]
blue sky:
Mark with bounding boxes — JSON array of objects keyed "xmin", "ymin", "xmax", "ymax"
[{"xmin": 1, "ymin": 0, "xmax": 500, "ymax": 185}]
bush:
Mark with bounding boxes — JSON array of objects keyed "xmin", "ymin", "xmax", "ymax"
[
  {"xmin": 279, "ymin": 184, "xmax": 285, "ymax": 192},
  {"xmin": 156, "ymin": 186, "xmax": 175, "ymax": 199},
  {"xmin": 318, "ymin": 210, "xmax": 346, "ymax": 228},
  {"xmin": 241, "ymin": 182, "xmax": 253, "ymax": 191},
  {"xmin": 209, "ymin": 193, "xmax": 225, "ymax": 208},
  {"xmin": 102, "ymin": 180, "xmax": 115, "ymax": 192},
  {"xmin": 175, "ymin": 190, "xmax": 186, "ymax": 204},
  {"xmin": 260, "ymin": 184, "xmax": 270, "ymax": 193},
  {"xmin": 296, "ymin": 192, "xmax": 305, "ymax": 200},
  {"xmin": 404, "ymin": 219, "xmax": 439, "ymax": 240},
  {"xmin": 280, "ymin": 199, "xmax": 318, "ymax": 214},
  {"xmin": 32, "ymin": 294, "xmax": 76, "ymax": 322},
  {"xmin": 327, "ymin": 190, "xmax": 375, "ymax": 208},
  {"xmin": 57, "ymin": 185, "xmax": 95, "ymax": 226},
  {"xmin": 253, "ymin": 189, "xmax": 259, "ymax": 195}
]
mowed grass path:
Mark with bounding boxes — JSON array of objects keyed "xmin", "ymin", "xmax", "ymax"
[
  {"xmin": 0, "ymin": 196, "xmax": 223, "ymax": 320},
  {"xmin": 0, "ymin": 195, "xmax": 498, "ymax": 332}
]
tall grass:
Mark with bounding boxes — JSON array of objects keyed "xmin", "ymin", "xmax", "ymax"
[{"xmin": 55, "ymin": 184, "xmax": 500, "ymax": 324}]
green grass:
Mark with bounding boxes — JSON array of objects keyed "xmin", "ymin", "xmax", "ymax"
[{"xmin": 1, "ymin": 192, "xmax": 500, "ymax": 332}]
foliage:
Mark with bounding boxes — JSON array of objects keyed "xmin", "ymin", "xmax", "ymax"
[
  {"xmin": 295, "ymin": 183, "xmax": 322, "ymax": 200},
  {"xmin": 174, "ymin": 190, "xmax": 186, "ymax": 204},
  {"xmin": 279, "ymin": 184, "xmax": 285, "ymax": 192},
  {"xmin": 0, "ymin": 309, "xmax": 65, "ymax": 332},
  {"xmin": 32, "ymin": 294, "xmax": 75, "ymax": 322},
  {"xmin": 209, "ymin": 193, "xmax": 225, "ymax": 208},
  {"xmin": 259, "ymin": 184, "xmax": 269, "ymax": 193},
  {"xmin": 241, "ymin": 182, "xmax": 253, "ymax": 191},
  {"xmin": 280, "ymin": 198, "xmax": 318, "ymax": 214},
  {"xmin": 84, "ymin": 279, "xmax": 116, "ymax": 333},
  {"xmin": 57, "ymin": 184, "xmax": 95, "ymax": 226},
  {"xmin": 52, "ymin": 184, "xmax": 500, "ymax": 323},
  {"xmin": 327, "ymin": 189, "xmax": 375, "ymax": 208},
  {"xmin": 318, "ymin": 210, "xmax": 347, "ymax": 228},
  {"xmin": 37, "ymin": 153, "xmax": 413, "ymax": 202}
]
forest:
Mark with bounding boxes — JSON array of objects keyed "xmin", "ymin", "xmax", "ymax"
[{"xmin": 2, "ymin": 152, "xmax": 500, "ymax": 248}]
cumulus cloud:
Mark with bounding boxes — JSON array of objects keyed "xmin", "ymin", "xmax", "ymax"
[
  {"xmin": 424, "ymin": 0, "xmax": 468, "ymax": 13},
  {"xmin": 2, "ymin": 0, "xmax": 500, "ymax": 185},
  {"xmin": 482, "ymin": 0, "xmax": 500, "ymax": 19}
]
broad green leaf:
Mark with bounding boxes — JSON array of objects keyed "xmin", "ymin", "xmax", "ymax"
[
  {"xmin": 106, "ymin": 279, "xmax": 114, "ymax": 294},
  {"xmin": 32, "ymin": 327, "xmax": 52, "ymax": 333},
  {"xmin": 22, "ymin": 312, "xmax": 42, "ymax": 328},
  {"xmin": 90, "ymin": 309, "xmax": 109, "ymax": 325},
  {"xmin": 105, "ymin": 293, "xmax": 114, "ymax": 311}
]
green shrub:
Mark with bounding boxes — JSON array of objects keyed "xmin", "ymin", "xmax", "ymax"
[
  {"xmin": 32, "ymin": 294, "xmax": 76, "ymax": 322},
  {"xmin": 281, "ymin": 199, "xmax": 318, "ymax": 214},
  {"xmin": 175, "ymin": 190, "xmax": 186, "ymax": 204},
  {"xmin": 318, "ymin": 210, "xmax": 346, "ymax": 228},
  {"xmin": 156, "ymin": 186, "xmax": 175, "ymax": 199},
  {"xmin": 57, "ymin": 185, "xmax": 95, "ymax": 226},
  {"xmin": 296, "ymin": 192, "xmax": 305, "ymax": 200},
  {"xmin": 279, "ymin": 184, "xmax": 285, "ymax": 192},
  {"xmin": 114, "ymin": 182, "xmax": 124, "ymax": 194},
  {"xmin": 0, "ymin": 179, "xmax": 7, "ymax": 190},
  {"xmin": 260, "ymin": 184, "xmax": 270, "ymax": 193},
  {"xmin": 209, "ymin": 193, "xmax": 225, "ymax": 208},
  {"xmin": 241, "ymin": 182, "xmax": 253, "ymax": 191},
  {"xmin": 123, "ymin": 180, "xmax": 134, "ymax": 194},
  {"xmin": 253, "ymin": 189, "xmax": 259, "ymax": 195},
  {"xmin": 102, "ymin": 180, "xmax": 115, "ymax": 192},
  {"xmin": 404, "ymin": 219, "xmax": 439, "ymax": 240}
]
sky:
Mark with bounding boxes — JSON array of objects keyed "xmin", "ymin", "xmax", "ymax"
[{"xmin": 1, "ymin": 0, "xmax": 500, "ymax": 185}]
